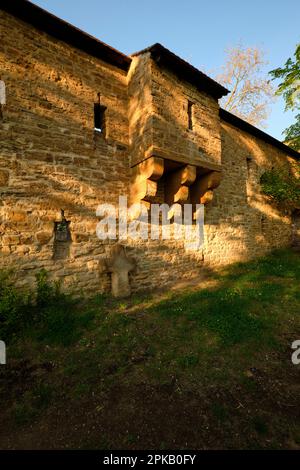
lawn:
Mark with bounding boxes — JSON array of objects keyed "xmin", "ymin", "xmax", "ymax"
[{"xmin": 0, "ymin": 249, "xmax": 299, "ymax": 449}]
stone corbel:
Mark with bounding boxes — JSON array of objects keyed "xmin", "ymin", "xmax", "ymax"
[
  {"xmin": 165, "ymin": 164, "xmax": 197, "ymax": 206},
  {"xmin": 190, "ymin": 170, "xmax": 221, "ymax": 206},
  {"xmin": 130, "ymin": 156, "xmax": 164, "ymax": 205}
]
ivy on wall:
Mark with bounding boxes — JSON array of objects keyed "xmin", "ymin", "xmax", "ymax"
[{"xmin": 260, "ymin": 162, "xmax": 300, "ymax": 206}]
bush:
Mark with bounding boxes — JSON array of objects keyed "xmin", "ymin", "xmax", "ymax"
[
  {"xmin": 35, "ymin": 269, "xmax": 62, "ymax": 309},
  {"xmin": 0, "ymin": 269, "xmax": 93, "ymax": 345},
  {"xmin": 33, "ymin": 269, "xmax": 81, "ymax": 345},
  {"xmin": 0, "ymin": 270, "xmax": 32, "ymax": 341},
  {"xmin": 260, "ymin": 165, "xmax": 300, "ymax": 205}
]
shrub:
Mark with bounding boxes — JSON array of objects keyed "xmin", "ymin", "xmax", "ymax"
[
  {"xmin": 35, "ymin": 269, "xmax": 62, "ymax": 309},
  {"xmin": 0, "ymin": 270, "xmax": 32, "ymax": 341},
  {"xmin": 0, "ymin": 269, "xmax": 93, "ymax": 345},
  {"xmin": 32, "ymin": 269, "xmax": 80, "ymax": 345},
  {"xmin": 260, "ymin": 164, "xmax": 300, "ymax": 206}
]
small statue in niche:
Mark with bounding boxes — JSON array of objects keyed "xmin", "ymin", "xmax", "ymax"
[
  {"xmin": 54, "ymin": 209, "xmax": 71, "ymax": 242},
  {"xmin": 53, "ymin": 210, "xmax": 71, "ymax": 260}
]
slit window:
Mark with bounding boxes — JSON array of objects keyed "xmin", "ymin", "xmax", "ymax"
[
  {"xmin": 94, "ymin": 103, "xmax": 107, "ymax": 134},
  {"xmin": 94, "ymin": 93, "xmax": 107, "ymax": 135},
  {"xmin": 187, "ymin": 100, "xmax": 194, "ymax": 130},
  {"xmin": 261, "ymin": 215, "xmax": 267, "ymax": 234},
  {"xmin": 0, "ymin": 79, "xmax": 6, "ymax": 121},
  {"xmin": 246, "ymin": 156, "xmax": 252, "ymax": 177}
]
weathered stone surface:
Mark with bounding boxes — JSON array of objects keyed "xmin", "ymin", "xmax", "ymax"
[
  {"xmin": 106, "ymin": 245, "xmax": 136, "ymax": 297},
  {"xmin": 36, "ymin": 230, "xmax": 53, "ymax": 245},
  {"xmin": 128, "ymin": 55, "xmax": 222, "ymax": 169},
  {"xmin": 190, "ymin": 171, "xmax": 222, "ymax": 205},
  {"xmin": 165, "ymin": 165, "xmax": 197, "ymax": 205},
  {"xmin": 130, "ymin": 157, "xmax": 164, "ymax": 205},
  {"xmin": 0, "ymin": 169, "xmax": 9, "ymax": 186},
  {"xmin": 8, "ymin": 210, "xmax": 27, "ymax": 223}
]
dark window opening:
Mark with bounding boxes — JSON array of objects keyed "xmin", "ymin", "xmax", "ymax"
[
  {"xmin": 246, "ymin": 156, "xmax": 253, "ymax": 177},
  {"xmin": 187, "ymin": 100, "xmax": 194, "ymax": 130},
  {"xmin": 94, "ymin": 93, "xmax": 107, "ymax": 135}
]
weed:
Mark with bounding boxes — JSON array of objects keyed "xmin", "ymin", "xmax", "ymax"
[
  {"xmin": 253, "ymin": 416, "xmax": 269, "ymax": 435},
  {"xmin": 211, "ymin": 403, "xmax": 229, "ymax": 422}
]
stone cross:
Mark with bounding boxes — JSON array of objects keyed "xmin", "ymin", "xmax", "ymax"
[{"xmin": 106, "ymin": 245, "xmax": 136, "ymax": 298}]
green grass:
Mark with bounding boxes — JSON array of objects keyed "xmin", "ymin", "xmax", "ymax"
[
  {"xmin": 0, "ymin": 248, "xmax": 300, "ymax": 449},
  {"xmin": 252, "ymin": 416, "xmax": 269, "ymax": 436},
  {"xmin": 0, "ymin": 269, "xmax": 95, "ymax": 345},
  {"xmin": 211, "ymin": 403, "xmax": 229, "ymax": 422}
]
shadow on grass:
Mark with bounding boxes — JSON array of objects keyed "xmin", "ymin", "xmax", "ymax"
[
  {"xmin": 148, "ymin": 249, "xmax": 300, "ymax": 347},
  {"xmin": 0, "ymin": 269, "xmax": 96, "ymax": 346},
  {"xmin": 1, "ymin": 249, "xmax": 300, "ymax": 450}
]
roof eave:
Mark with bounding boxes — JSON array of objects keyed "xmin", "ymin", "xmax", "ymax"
[
  {"xmin": 220, "ymin": 108, "xmax": 300, "ymax": 160},
  {"xmin": 132, "ymin": 43, "xmax": 229, "ymax": 100},
  {"xmin": 1, "ymin": 0, "xmax": 131, "ymax": 72}
]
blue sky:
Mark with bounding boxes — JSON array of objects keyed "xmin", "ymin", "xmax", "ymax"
[{"xmin": 33, "ymin": 0, "xmax": 300, "ymax": 140}]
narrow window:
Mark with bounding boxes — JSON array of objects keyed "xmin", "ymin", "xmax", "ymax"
[
  {"xmin": 246, "ymin": 156, "xmax": 254, "ymax": 199},
  {"xmin": 187, "ymin": 100, "xmax": 194, "ymax": 130},
  {"xmin": 246, "ymin": 156, "xmax": 252, "ymax": 177},
  {"xmin": 0, "ymin": 79, "xmax": 6, "ymax": 121},
  {"xmin": 94, "ymin": 93, "xmax": 107, "ymax": 135},
  {"xmin": 261, "ymin": 215, "xmax": 267, "ymax": 234}
]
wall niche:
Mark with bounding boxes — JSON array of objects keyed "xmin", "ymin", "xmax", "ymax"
[{"xmin": 53, "ymin": 210, "xmax": 71, "ymax": 260}]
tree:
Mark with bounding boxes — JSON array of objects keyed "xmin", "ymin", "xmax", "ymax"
[
  {"xmin": 215, "ymin": 44, "xmax": 275, "ymax": 127},
  {"xmin": 270, "ymin": 44, "xmax": 300, "ymax": 151}
]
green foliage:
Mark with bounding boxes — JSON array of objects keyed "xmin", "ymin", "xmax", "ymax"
[
  {"xmin": 35, "ymin": 269, "xmax": 62, "ymax": 308},
  {"xmin": 252, "ymin": 416, "xmax": 269, "ymax": 435},
  {"xmin": 2, "ymin": 249, "xmax": 300, "ymax": 449},
  {"xmin": 283, "ymin": 114, "xmax": 300, "ymax": 150},
  {"xmin": 270, "ymin": 44, "xmax": 300, "ymax": 110},
  {"xmin": 12, "ymin": 401, "xmax": 36, "ymax": 426},
  {"xmin": 0, "ymin": 270, "xmax": 32, "ymax": 341},
  {"xmin": 211, "ymin": 403, "xmax": 229, "ymax": 422},
  {"xmin": 156, "ymin": 285, "xmax": 273, "ymax": 347},
  {"xmin": 0, "ymin": 269, "xmax": 94, "ymax": 345},
  {"xmin": 153, "ymin": 249, "xmax": 300, "ymax": 348},
  {"xmin": 270, "ymin": 44, "xmax": 300, "ymax": 150},
  {"xmin": 260, "ymin": 165, "xmax": 300, "ymax": 205},
  {"xmin": 177, "ymin": 353, "xmax": 199, "ymax": 368},
  {"xmin": 11, "ymin": 382, "xmax": 53, "ymax": 425}
]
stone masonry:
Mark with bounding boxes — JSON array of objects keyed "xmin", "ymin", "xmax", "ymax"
[{"xmin": 0, "ymin": 1, "xmax": 299, "ymax": 296}]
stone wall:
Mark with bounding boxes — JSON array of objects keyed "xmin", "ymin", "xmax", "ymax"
[
  {"xmin": 149, "ymin": 59, "xmax": 222, "ymax": 168},
  {"xmin": 129, "ymin": 52, "xmax": 222, "ymax": 170},
  {"xmin": 203, "ymin": 120, "xmax": 293, "ymax": 266},
  {"xmin": 0, "ymin": 10, "xmax": 130, "ymax": 293},
  {"xmin": 128, "ymin": 53, "xmax": 153, "ymax": 169},
  {"xmin": 127, "ymin": 121, "xmax": 295, "ymax": 291},
  {"xmin": 0, "ymin": 9, "xmax": 297, "ymax": 296}
]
